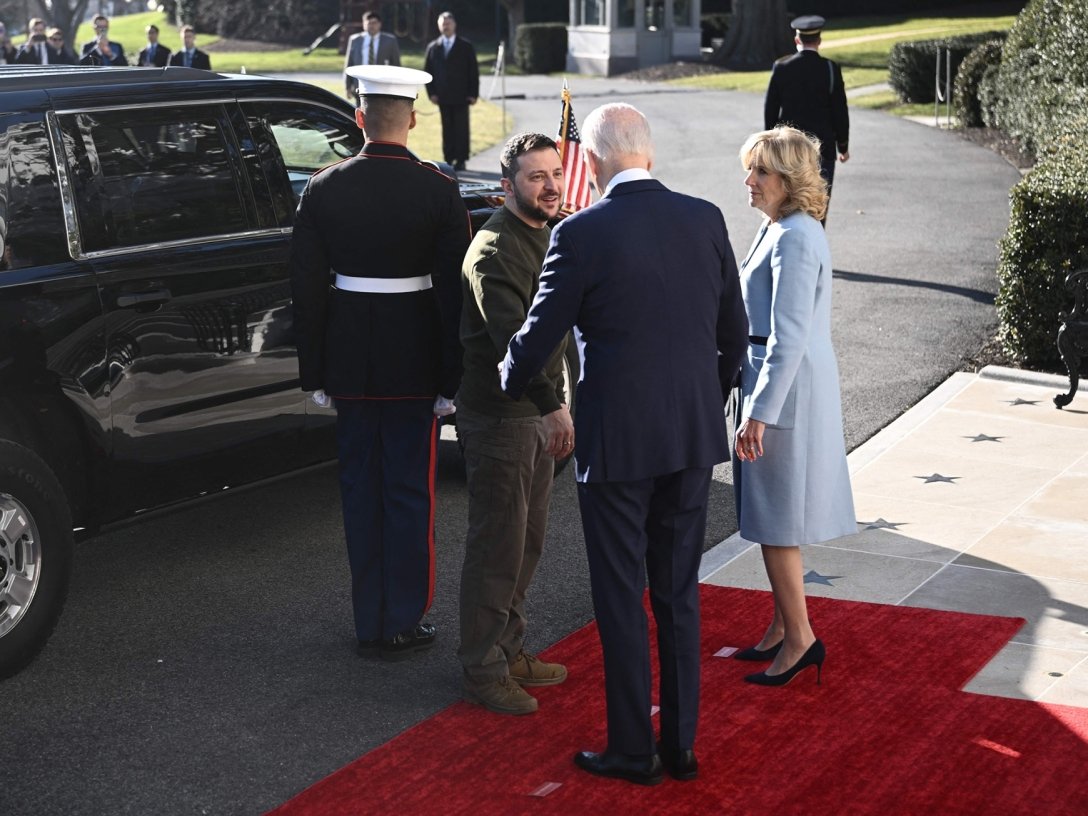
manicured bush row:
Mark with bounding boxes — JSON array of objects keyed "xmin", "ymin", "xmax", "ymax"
[
  {"xmin": 952, "ymin": 37, "xmax": 1005, "ymax": 128},
  {"xmin": 888, "ymin": 32, "xmax": 1005, "ymax": 104},
  {"xmin": 987, "ymin": 0, "xmax": 1088, "ymax": 157},
  {"xmin": 514, "ymin": 23, "xmax": 567, "ymax": 74},
  {"xmin": 995, "ymin": 114, "xmax": 1088, "ymax": 367}
]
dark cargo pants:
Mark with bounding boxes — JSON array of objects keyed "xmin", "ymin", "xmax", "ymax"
[{"xmin": 456, "ymin": 406, "xmax": 554, "ymax": 683}]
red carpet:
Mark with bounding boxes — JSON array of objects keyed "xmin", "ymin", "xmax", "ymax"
[{"xmin": 269, "ymin": 586, "xmax": 1088, "ymax": 815}]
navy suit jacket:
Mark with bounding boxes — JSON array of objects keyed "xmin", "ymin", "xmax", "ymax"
[
  {"xmin": 502, "ymin": 178, "xmax": 748, "ymax": 483},
  {"xmin": 169, "ymin": 48, "xmax": 211, "ymax": 70},
  {"xmin": 138, "ymin": 43, "xmax": 171, "ymax": 67}
]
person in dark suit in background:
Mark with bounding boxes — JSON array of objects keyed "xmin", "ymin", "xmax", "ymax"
[
  {"xmin": 0, "ymin": 21, "xmax": 17, "ymax": 64},
  {"xmin": 43, "ymin": 29, "xmax": 76, "ymax": 65},
  {"xmin": 138, "ymin": 24, "xmax": 171, "ymax": 67},
  {"xmin": 80, "ymin": 15, "xmax": 126, "ymax": 64},
  {"xmin": 78, "ymin": 33, "xmax": 127, "ymax": 67},
  {"xmin": 423, "ymin": 12, "xmax": 479, "ymax": 171},
  {"xmin": 763, "ymin": 15, "xmax": 849, "ymax": 218},
  {"xmin": 289, "ymin": 65, "xmax": 469, "ymax": 662},
  {"xmin": 344, "ymin": 11, "xmax": 401, "ymax": 104},
  {"xmin": 169, "ymin": 26, "xmax": 211, "ymax": 70},
  {"xmin": 16, "ymin": 32, "xmax": 50, "ymax": 64},
  {"xmin": 501, "ymin": 103, "xmax": 749, "ymax": 786}
]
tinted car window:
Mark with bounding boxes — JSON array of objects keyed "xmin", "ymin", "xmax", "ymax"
[
  {"xmin": 56, "ymin": 105, "xmax": 249, "ymax": 252},
  {"xmin": 0, "ymin": 114, "xmax": 70, "ymax": 271},
  {"xmin": 243, "ymin": 102, "xmax": 363, "ymax": 203}
]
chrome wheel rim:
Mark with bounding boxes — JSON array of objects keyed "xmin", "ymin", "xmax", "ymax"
[{"xmin": 0, "ymin": 492, "xmax": 42, "ymax": 638}]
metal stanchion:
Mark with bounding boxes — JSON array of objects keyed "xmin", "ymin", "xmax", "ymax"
[
  {"xmin": 486, "ymin": 41, "xmax": 508, "ymax": 136},
  {"xmin": 935, "ymin": 46, "xmax": 952, "ymax": 128}
]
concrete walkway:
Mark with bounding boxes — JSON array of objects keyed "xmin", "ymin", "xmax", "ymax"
[{"xmin": 702, "ymin": 366, "xmax": 1088, "ymax": 706}]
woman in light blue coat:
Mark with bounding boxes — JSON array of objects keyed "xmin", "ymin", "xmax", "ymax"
[{"xmin": 732, "ymin": 127, "xmax": 855, "ymax": 686}]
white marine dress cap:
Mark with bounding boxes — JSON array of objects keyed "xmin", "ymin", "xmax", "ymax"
[{"xmin": 345, "ymin": 64, "xmax": 432, "ymax": 98}]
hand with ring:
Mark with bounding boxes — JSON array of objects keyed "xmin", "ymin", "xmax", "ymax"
[
  {"xmin": 735, "ymin": 417, "xmax": 766, "ymax": 462},
  {"xmin": 543, "ymin": 404, "xmax": 575, "ymax": 458}
]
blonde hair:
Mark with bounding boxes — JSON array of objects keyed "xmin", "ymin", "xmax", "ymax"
[{"xmin": 739, "ymin": 127, "xmax": 828, "ymax": 222}]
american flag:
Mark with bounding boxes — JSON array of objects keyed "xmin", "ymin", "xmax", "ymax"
[{"xmin": 557, "ymin": 82, "xmax": 593, "ymax": 213}]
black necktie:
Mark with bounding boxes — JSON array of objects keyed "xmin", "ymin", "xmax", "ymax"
[{"xmin": 368, "ymin": 37, "xmax": 376, "ymax": 65}]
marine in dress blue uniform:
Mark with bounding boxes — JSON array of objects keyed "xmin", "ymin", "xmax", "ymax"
[
  {"xmin": 289, "ymin": 65, "xmax": 470, "ymax": 660},
  {"xmin": 763, "ymin": 15, "xmax": 850, "ymax": 210}
]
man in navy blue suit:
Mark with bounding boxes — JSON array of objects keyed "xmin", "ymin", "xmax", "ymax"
[{"xmin": 501, "ymin": 103, "xmax": 748, "ymax": 785}]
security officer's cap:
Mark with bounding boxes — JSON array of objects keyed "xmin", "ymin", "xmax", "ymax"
[
  {"xmin": 791, "ymin": 15, "xmax": 825, "ymax": 35},
  {"xmin": 346, "ymin": 65, "xmax": 432, "ymax": 99}
]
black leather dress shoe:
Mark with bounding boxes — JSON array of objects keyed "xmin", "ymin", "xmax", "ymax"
[
  {"xmin": 380, "ymin": 623, "xmax": 436, "ymax": 662},
  {"xmin": 573, "ymin": 751, "xmax": 664, "ymax": 786},
  {"xmin": 657, "ymin": 743, "xmax": 698, "ymax": 781}
]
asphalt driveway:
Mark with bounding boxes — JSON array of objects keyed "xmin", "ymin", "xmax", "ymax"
[{"xmin": 1, "ymin": 76, "xmax": 1020, "ymax": 816}]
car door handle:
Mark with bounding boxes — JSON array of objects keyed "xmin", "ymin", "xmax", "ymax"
[{"xmin": 116, "ymin": 289, "xmax": 172, "ymax": 309}]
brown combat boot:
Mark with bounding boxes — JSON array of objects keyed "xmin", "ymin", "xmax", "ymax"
[
  {"xmin": 462, "ymin": 675, "xmax": 539, "ymax": 715},
  {"xmin": 508, "ymin": 649, "xmax": 568, "ymax": 687}
]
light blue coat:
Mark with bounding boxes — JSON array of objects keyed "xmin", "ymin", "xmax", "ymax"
[{"xmin": 733, "ymin": 212, "xmax": 856, "ymax": 546}]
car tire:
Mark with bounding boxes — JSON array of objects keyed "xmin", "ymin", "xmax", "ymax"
[{"xmin": 0, "ymin": 440, "xmax": 73, "ymax": 679}]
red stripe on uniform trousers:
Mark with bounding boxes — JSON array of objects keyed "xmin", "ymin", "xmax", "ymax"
[{"xmin": 424, "ymin": 416, "xmax": 437, "ymax": 613}]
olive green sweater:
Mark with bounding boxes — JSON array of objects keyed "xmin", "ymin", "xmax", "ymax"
[{"xmin": 459, "ymin": 207, "xmax": 566, "ymax": 417}]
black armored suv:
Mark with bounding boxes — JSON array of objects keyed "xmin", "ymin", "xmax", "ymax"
[{"xmin": 0, "ymin": 65, "xmax": 554, "ymax": 679}]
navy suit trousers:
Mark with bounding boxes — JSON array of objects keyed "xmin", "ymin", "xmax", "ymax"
[
  {"xmin": 577, "ymin": 467, "xmax": 711, "ymax": 757},
  {"xmin": 335, "ymin": 399, "xmax": 437, "ymax": 641}
]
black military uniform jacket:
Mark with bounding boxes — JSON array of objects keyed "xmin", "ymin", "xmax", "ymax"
[
  {"xmin": 289, "ymin": 141, "xmax": 470, "ymax": 400},
  {"xmin": 764, "ymin": 49, "xmax": 849, "ymax": 158}
]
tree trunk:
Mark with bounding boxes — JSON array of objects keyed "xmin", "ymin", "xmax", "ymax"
[
  {"xmin": 710, "ymin": 0, "xmax": 793, "ymax": 71},
  {"xmin": 35, "ymin": 0, "xmax": 92, "ymax": 43},
  {"xmin": 500, "ymin": 0, "xmax": 525, "ymax": 45}
]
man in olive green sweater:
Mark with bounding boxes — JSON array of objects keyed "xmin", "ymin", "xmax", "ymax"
[{"xmin": 457, "ymin": 133, "xmax": 574, "ymax": 715}]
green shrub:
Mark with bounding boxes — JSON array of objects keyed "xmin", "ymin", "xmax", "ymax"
[
  {"xmin": 888, "ymin": 32, "xmax": 1006, "ymax": 104},
  {"xmin": 995, "ymin": 116, "xmax": 1088, "ymax": 367},
  {"xmin": 514, "ymin": 23, "xmax": 567, "ymax": 74},
  {"xmin": 952, "ymin": 38, "xmax": 1005, "ymax": 128},
  {"xmin": 989, "ymin": 0, "xmax": 1088, "ymax": 155}
]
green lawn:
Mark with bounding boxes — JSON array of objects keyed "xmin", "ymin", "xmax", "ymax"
[
  {"xmin": 300, "ymin": 79, "xmax": 511, "ymax": 163},
  {"xmin": 86, "ymin": 6, "xmax": 1018, "ymax": 136}
]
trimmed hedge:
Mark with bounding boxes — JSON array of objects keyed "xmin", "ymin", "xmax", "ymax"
[
  {"xmin": 888, "ymin": 32, "xmax": 1006, "ymax": 104},
  {"xmin": 995, "ymin": 114, "xmax": 1088, "ymax": 367},
  {"xmin": 514, "ymin": 23, "xmax": 567, "ymax": 74},
  {"xmin": 952, "ymin": 38, "xmax": 1005, "ymax": 128},
  {"xmin": 988, "ymin": 0, "xmax": 1088, "ymax": 156}
]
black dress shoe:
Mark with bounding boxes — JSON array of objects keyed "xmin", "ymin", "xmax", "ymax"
[
  {"xmin": 657, "ymin": 742, "xmax": 698, "ymax": 781},
  {"xmin": 380, "ymin": 623, "xmax": 436, "ymax": 662},
  {"xmin": 356, "ymin": 638, "xmax": 381, "ymax": 657},
  {"xmin": 573, "ymin": 750, "xmax": 664, "ymax": 786}
]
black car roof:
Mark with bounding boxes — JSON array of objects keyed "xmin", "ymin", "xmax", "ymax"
[
  {"xmin": 0, "ymin": 65, "xmax": 352, "ymax": 116},
  {"xmin": 0, "ymin": 64, "xmax": 244, "ymax": 91}
]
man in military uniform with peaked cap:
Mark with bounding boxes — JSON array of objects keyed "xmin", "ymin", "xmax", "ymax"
[
  {"xmin": 763, "ymin": 15, "xmax": 850, "ymax": 217},
  {"xmin": 289, "ymin": 64, "xmax": 471, "ymax": 661}
]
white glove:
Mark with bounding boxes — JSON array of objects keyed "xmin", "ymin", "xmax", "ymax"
[
  {"xmin": 311, "ymin": 389, "xmax": 331, "ymax": 408},
  {"xmin": 433, "ymin": 395, "xmax": 456, "ymax": 417}
]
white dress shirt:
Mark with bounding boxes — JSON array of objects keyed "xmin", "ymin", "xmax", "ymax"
[{"xmin": 604, "ymin": 167, "xmax": 653, "ymax": 196}]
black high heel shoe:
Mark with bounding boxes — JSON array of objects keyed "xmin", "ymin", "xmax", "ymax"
[
  {"xmin": 744, "ymin": 639, "xmax": 824, "ymax": 686},
  {"xmin": 734, "ymin": 640, "xmax": 783, "ymax": 661}
]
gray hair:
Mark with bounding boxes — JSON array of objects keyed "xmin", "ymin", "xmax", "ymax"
[{"xmin": 581, "ymin": 103, "xmax": 653, "ymax": 164}]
